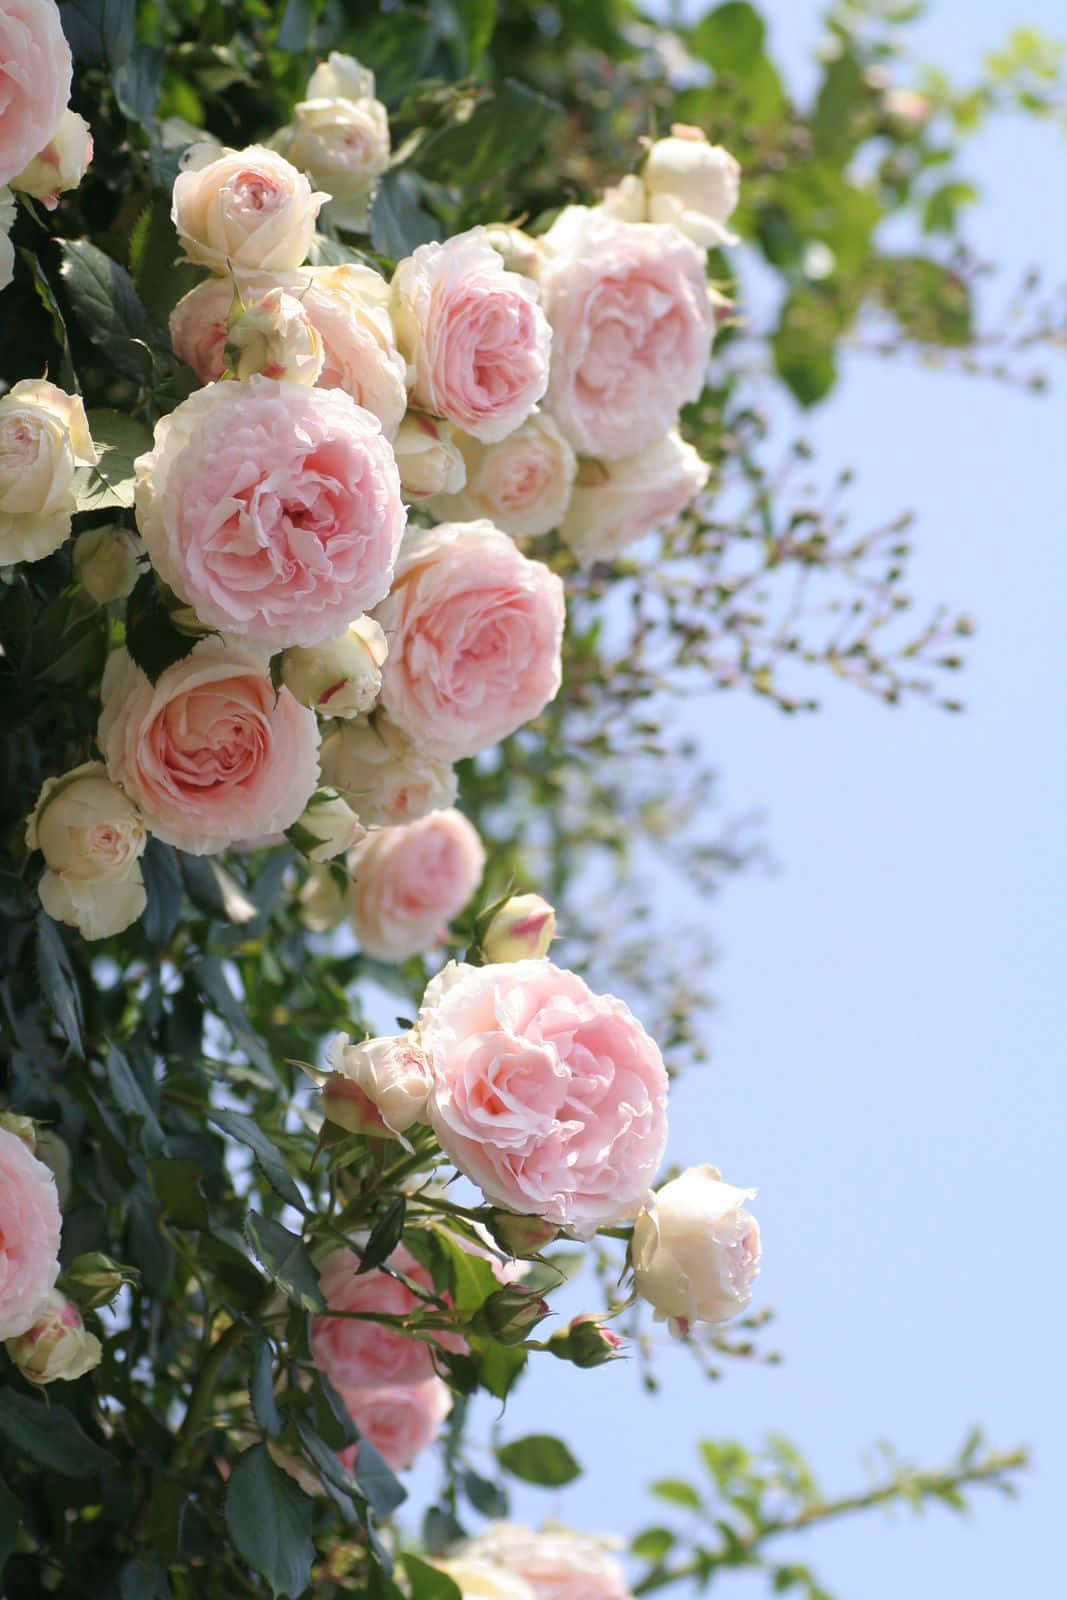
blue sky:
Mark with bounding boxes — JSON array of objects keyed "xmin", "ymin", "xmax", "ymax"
[{"xmin": 416, "ymin": 3, "xmax": 1066, "ymax": 1596}]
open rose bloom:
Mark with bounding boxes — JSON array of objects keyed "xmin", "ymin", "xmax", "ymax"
[
  {"xmin": 458, "ymin": 1525, "xmax": 634, "ymax": 1600},
  {"xmin": 0, "ymin": 1126, "xmax": 62, "ymax": 1341},
  {"xmin": 336, "ymin": 1377, "xmax": 451, "ymax": 1472},
  {"xmin": 632, "ymin": 1165, "xmax": 761, "ymax": 1330},
  {"xmin": 348, "ymin": 808, "xmax": 485, "ymax": 962},
  {"xmin": 134, "ymin": 376, "xmax": 405, "ymax": 649},
  {"xmin": 170, "ymin": 143, "xmax": 327, "ymax": 272},
  {"xmin": 419, "ymin": 961, "xmax": 669, "ymax": 1233},
  {"xmin": 311, "ymin": 1243, "xmax": 462, "ymax": 1391},
  {"xmin": 0, "ymin": 0, "xmax": 72, "ymax": 189}
]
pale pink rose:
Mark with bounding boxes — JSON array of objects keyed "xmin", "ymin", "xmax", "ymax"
[
  {"xmin": 391, "ymin": 229, "xmax": 551, "ymax": 443},
  {"xmin": 373, "ymin": 521, "xmax": 564, "ymax": 762},
  {"xmin": 0, "ymin": 0, "xmax": 72, "ymax": 188},
  {"xmin": 348, "ymin": 808, "xmax": 485, "ymax": 963},
  {"xmin": 324, "ymin": 1031, "xmax": 433, "ymax": 1136},
  {"xmin": 434, "ymin": 1560, "xmax": 536, "ymax": 1600},
  {"xmin": 632, "ymin": 1165, "xmax": 761, "ymax": 1331},
  {"xmin": 273, "ymin": 93, "xmax": 390, "ymax": 232},
  {"xmin": 169, "ymin": 266, "xmax": 407, "ymax": 438},
  {"xmin": 419, "ymin": 961, "xmax": 669, "ymax": 1233},
  {"xmin": 310, "ymin": 1243, "xmax": 461, "ymax": 1390},
  {"xmin": 459, "ymin": 1525, "xmax": 633, "ymax": 1600},
  {"xmin": 10, "ymin": 107, "xmax": 92, "ymax": 209},
  {"xmin": 539, "ymin": 206, "xmax": 713, "ymax": 459},
  {"xmin": 171, "ymin": 143, "xmax": 326, "ymax": 272},
  {"xmin": 134, "ymin": 376, "xmax": 405, "ymax": 649},
  {"xmin": 0, "ymin": 1125, "xmax": 62, "ymax": 1340},
  {"xmin": 4, "ymin": 1289, "xmax": 101, "ymax": 1383},
  {"xmin": 320, "ymin": 715, "xmax": 457, "ymax": 828},
  {"xmin": 559, "ymin": 430, "xmax": 709, "ymax": 565},
  {"xmin": 430, "ymin": 411, "xmax": 576, "ymax": 539},
  {"xmin": 336, "ymin": 1377, "xmax": 451, "ymax": 1472},
  {"xmin": 97, "ymin": 639, "xmax": 320, "ymax": 855}
]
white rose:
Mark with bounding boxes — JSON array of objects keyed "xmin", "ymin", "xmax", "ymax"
[
  {"xmin": 433, "ymin": 1559, "xmax": 536, "ymax": 1600},
  {"xmin": 0, "ymin": 379, "xmax": 96, "ymax": 564},
  {"xmin": 597, "ymin": 171, "xmax": 647, "ymax": 224},
  {"xmin": 632, "ymin": 1164, "xmax": 761, "ymax": 1331},
  {"xmin": 11, "ymin": 109, "xmax": 93, "ymax": 211},
  {"xmin": 286, "ymin": 788, "xmax": 365, "ymax": 862},
  {"xmin": 559, "ymin": 430, "xmax": 708, "ymax": 565},
  {"xmin": 643, "ymin": 127, "xmax": 740, "ymax": 249},
  {"xmin": 4, "ymin": 1290, "xmax": 102, "ymax": 1384},
  {"xmin": 320, "ymin": 715, "xmax": 456, "ymax": 827},
  {"xmin": 171, "ymin": 143, "xmax": 328, "ymax": 272},
  {"xmin": 483, "ymin": 894, "xmax": 556, "ymax": 963},
  {"xmin": 429, "ymin": 410, "xmax": 576, "ymax": 538},
  {"xmin": 458, "ymin": 1525, "xmax": 632, "ymax": 1600},
  {"xmin": 281, "ymin": 614, "xmax": 388, "ymax": 719},
  {"xmin": 322, "ymin": 1031, "xmax": 433, "ymax": 1136},
  {"xmin": 26, "ymin": 761, "xmax": 147, "ymax": 942},
  {"xmin": 273, "ymin": 95, "xmax": 390, "ymax": 232},
  {"xmin": 393, "ymin": 413, "xmax": 467, "ymax": 501},
  {"xmin": 74, "ymin": 524, "xmax": 143, "ymax": 603},
  {"xmin": 225, "ymin": 285, "xmax": 325, "ymax": 384},
  {"xmin": 1, "ymin": 186, "xmax": 15, "ymax": 293}
]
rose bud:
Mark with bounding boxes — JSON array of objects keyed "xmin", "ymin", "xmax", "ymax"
[
  {"xmin": 11, "ymin": 109, "xmax": 92, "ymax": 210},
  {"xmin": 632, "ymin": 1164, "xmax": 761, "ymax": 1333},
  {"xmin": 471, "ymin": 1286, "xmax": 551, "ymax": 1344},
  {"xmin": 323, "ymin": 1031, "xmax": 433, "ymax": 1137},
  {"xmin": 393, "ymin": 412, "xmax": 467, "ymax": 500},
  {"xmin": 224, "ymin": 285, "xmax": 325, "ymax": 385},
  {"xmin": 74, "ymin": 524, "xmax": 143, "ymax": 604},
  {"xmin": 286, "ymin": 789, "xmax": 365, "ymax": 862},
  {"xmin": 484, "ymin": 1209, "xmax": 559, "ymax": 1258},
  {"xmin": 25, "ymin": 762, "xmax": 147, "ymax": 941},
  {"xmin": 482, "ymin": 894, "xmax": 556, "ymax": 963},
  {"xmin": 0, "ymin": 1111, "xmax": 36, "ymax": 1150},
  {"xmin": 280, "ymin": 615, "xmax": 388, "ymax": 720},
  {"xmin": 546, "ymin": 1313, "xmax": 624, "ymax": 1368},
  {"xmin": 298, "ymin": 862, "xmax": 348, "ymax": 933},
  {"xmin": 483, "ymin": 223, "xmax": 544, "ymax": 277},
  {"xmin": 5, "ymin": 1290, "xmax": 102, "ymax": 1384},
  {"xmin": 643, "ymin": 128, "xmax": 741, "ymax": 249},
  {"xmin": 60, "ymin": 1251, "xmax": 132, "ymax": 1311},
  {"xmin": 319, "ymin": 714, "xmax": 456, "ymax": 827}
]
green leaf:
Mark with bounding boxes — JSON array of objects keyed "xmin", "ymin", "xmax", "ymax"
[
  {"xmin": 244, "ymin": 1213, "xmax": 325, "ymax": 1312},
  {"xmin": 874, "ymin": 256, "xmax": 973, "ymax": 345},
  {"xmin": 651, "ymin": 1478, "xmax": 704, "ymax": 1509},
  {"xmin": 429, "ymin": 1227, "xmax": 499, "ymax": 1314},
  {"xmin": 58, "ymin": 239, "xmax": 159, "ymax": 383},
  {"xmin": 631, "ymin": 1527, "xmax": 677, "ymax": 1562},
  {"xmin": 118, "ymin": 1554, "xmax": 171, "ymax": 1600},
  {"xmin": 74, "ymin": 408, "xmax": 154, "ymax": 512},
  {"xmin": 496, "ymin": 1434, "xmax": 581, "ymax": 1488},
  {"xmin": 35, "ymin": 911, "xmax": 84, "ymax": 1056},
  {"xmin": 140, "ymin": 837, "xmax": 184, "ymax": 946},
  {"xmin": 453, "ymin": 0, "xmax": 496, "ymax": 69},
  {"xmin": 129, "ymin": 194, "xmax": 201, "ymax": 326},
  {"xmin": 124, "ymin": 572, "xmax": 200, "ymax": 683},
  {"xmin": 402, "ymin": 1555, "xmax": 462, "ymax": 1600},
  {"xmin": 149, "ymin": 1156, "xmax": 210, "ymax": 1229},
  {"xmin": 0, "ymin": 1475, "xmax": 21, "ymax": 1575},
  {"xmin": 772, "ymin": 286, "xmax": 841, "ymax": 406},
  {"xmin": 194, "ymin": 960, "xmax": 278, "ymax": 1081},
  {"xmin": 17, "ymin": 249, "xmax": 77, "ymax": 391},
  {"xmin": 224, "ymin": 1444, "xmax": 314, "ymax": 1600},
  {"xmin": 690, "ymin": 0, "xmax": 766, "ymax": 72},
  {"xmin": 276, "ymin": 0, "xmax": 316, "ymax": 51},
  {"xmin": 180, "ymin": 855, "xmax": 258, "ymax": 924},
  {"xmin": 103, "ymin": 1041, "xmax": 167, "ymax": 1155},
  {"xmin": 59, "ymin": 0, "xmax": 136, "ymax": 67},
  {"xmin": 922, "ymin": 181, "xmax": 979, "ymax": 234},
  {"xmin": 811, "ymin": 53, "xmax": 864, "ymax": 163},
  {"xmin": 209, "ymin": 1108, "xmax": 308, "ymax": 1214},
  {"xmin": 0, "ymin": 1390, "xmax": 112, "ymax": 1478},
  {"xmin": 416, "ymin": 80, "xmax": 561, "ymax": 187},
  {"xmin": 463, "ymin": 1467, "xmax": 508, "ymax": 1518},
  {"xmin": 370, "ymin": 169, "xmax": 441, "ymax": 259},
  {"xmin": 249, "ymin": 1331, "xmax": 284, "ymax": 1439},
  {"xmin": 113, "ymin": 43, "xmax": 164, "ymax": 126},
  {"xmin": 469, "ymin": 1337, "xmax": 527, "ymax": 1401},
  {"xmin": 357, "ymin": 1197, "xmax": 407, "ymax": 1275}
]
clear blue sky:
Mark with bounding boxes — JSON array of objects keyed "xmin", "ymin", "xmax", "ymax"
[{"xmin": 407, "ymin": 4, "xmax": 1065, "ymax": 1595}]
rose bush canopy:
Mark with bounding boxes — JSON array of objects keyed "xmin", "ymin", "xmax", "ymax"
[{"xmin": 0, "ymin": 0, "xmax": 1059, "ymax": 1597}]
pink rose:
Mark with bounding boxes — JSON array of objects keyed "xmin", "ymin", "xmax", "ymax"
[
  {"xmin": 336, "ymin": 1377, "xmax": 451, "ymax": 1472},
  {"xmin": 374, "ymin": 521, "xmax": 564, "ymax": 762},
  {"xmin": 310, "ymin": 1243, "xmax": 461, "ymax": 1390},
  {"xmin": 0, "ymin": 0, "xmax": 72, "ymax": 188},
  {"xmin": 390, "ymin": 229, "xmax": 551, "ymax": 442},
  {"xmin": 348, "ymin": 808, "xmax": 485, "ymax": 963},
  {"xmin": 538, "ymin": 206, "xmax": 714, "ymax": 459},
  {"xmin": 171, "ymin": 144, "xmax": 326, "ymax": 272},
  {"xmin": 97, "ymin": 639, "xmax": 320, "ymax": 855},
  {"xmin": 10, "ymin": 107, "xmax": 92, "ymax": 209},
  {"xmin": 419, "ymin": 961, "xmax": 669, "ymax": 1233},
  {"xmin": 0, "ymin": 1125, "xmax": 62, "ymax": 1340},
  {"xmin": 459, "ymin": 1525, "xmax": 633, "ymax": 1600},
  {"xmin": 169, "ymin": 265, "xmax": 407, "ymax": 438},
  {"xmin": 559, "ymin": 430, "xmax": 709, "ymax": 566},
  {"xmin": 134, "ymin": 377, "xmax": 405, "ymax": 649},
  {"xmin": 429, "ymin": 410, "xmax": 577, "ymax": 539}
]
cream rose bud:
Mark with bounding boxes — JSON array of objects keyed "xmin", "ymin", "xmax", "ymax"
[
  {"xmin": 643, "ymin": 129, "xmax": 740, "ymax": 249},
  {"xmin": 74, "ymin": 524, "xmax": 143, "ymax": 603},
  {"xmin": 632, "ymin": 1165, "xmax": 761, "ymax": 1331},
  {"xmin": 429, "ymin": 411, "xmax": 576, "ymax": 539},
  {"xmin": 320, "ymin": 715, "xmax": 457, "ymax": 828},
  {"xmin": 597, "ymin": 171, "xmax": 647, "ymax": 224},
  {"xmin": 11, "ymin": 109, "xmax": 92, "ymax": 210},
  {"xmin": 272, "ymin": 94, "xmax": 390, "ymax": 233},
  {"xmin": 286, "ymin": 788, "xmax": 365, "ymax": 861},
  {"xmin": 1, "ymin": 187, "xmax": 15, "ymax": 293},
  {"xmin": 280, "ymin": 614, "xmax": 388, "ymax": 720},
  {"xmin": 0, "ymin": 378, "xmax": 96, "ymax": 566},
  {"xmin": 306, "ymin": 52, "xmax": 377, "ymax": 102},
  {"xmin": 5, "ymin": 1290, "xmax": 102, "ymax": 1384},
  {"xmin": 171, "ymin": 143, "xmax": 328, "ymax": 272},
  {"xmin": 560, "ymin": 430, "xmax": 708, "ymax": 566},
  {"xmin": 483, "ymin": 894, "xmax": 556, "ymax": 962},
  {"xmin": 26, "ymin": 762, "xmax": 147, "ymax": 941},
  {"xmin": 323, "ymin": 1031, "xmax": 433, "ymax": 1136},
  {"xmin": 225, "ymin": 286, "xmax": 325, "ymax": 384},
  {"xmin": 298, "ymin": 862, "xmax": 348, "ymax": 933},
  {"xmin": 483, "ymin": 223, "xmax": 544, "ymax": 277},
  {"xmin": 393, "ymin": 413, "xmax": 467, "ymax": 500}
]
